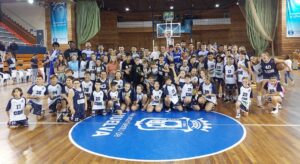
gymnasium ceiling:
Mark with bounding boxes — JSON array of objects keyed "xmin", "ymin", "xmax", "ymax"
[
  {"xmin": 0, "ymin": 0, "xmax": 239, "ymax": 12},
  {"xmin": 98, "ymin": 0, "xmax": 239, "ymax": 12}
]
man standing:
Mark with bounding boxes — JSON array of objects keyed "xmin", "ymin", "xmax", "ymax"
[{"xmin": 63, "ymin": 41, "xmax": 81, "ymax": 61}]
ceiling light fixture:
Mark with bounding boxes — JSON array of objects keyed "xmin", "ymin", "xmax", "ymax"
[
  {"xmin": 215, "ymin": 3, "xmax": 220, "ymax": 8},
  {"xmin": 170, "ymin": 6, "xmax": 174, "ymax": 10},
  {"xmin": 28, "ymin": 0, "xmax": 34, "ymax": 4},
  {"xmin": 125, "ymin": 7, "xmax": 130, "ymax": 11}
]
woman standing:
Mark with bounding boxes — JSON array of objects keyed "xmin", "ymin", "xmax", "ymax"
[{"xmin": 106, "ymin": 54, "xmax": 119, "ymax": 81}]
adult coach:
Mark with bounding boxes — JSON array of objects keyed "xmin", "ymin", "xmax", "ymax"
[{"xmin": 64, "ymin": 41, "xmax": 81, "ymax": 61}]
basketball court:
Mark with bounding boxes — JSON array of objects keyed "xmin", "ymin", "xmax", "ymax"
[{"xmin": 1, "ymin": 0, "xmax": 300, "ymax": 163}]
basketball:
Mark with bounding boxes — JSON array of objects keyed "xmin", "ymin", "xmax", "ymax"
[{"xmin": 276, "ymin": 63, "xmax": 286, "ymax": 71}]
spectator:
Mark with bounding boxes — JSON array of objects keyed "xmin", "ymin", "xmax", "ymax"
[
  {"xmin": 7, "ymin": 41, "xmax": 18, "ymax": 58},
  {"xmin": 106, "ymin": 54, "xmax": 119, "ymax": 81}
]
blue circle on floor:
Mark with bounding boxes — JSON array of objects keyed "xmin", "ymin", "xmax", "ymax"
[{"xmin": 69, "ymin": 111, "xmax": 246, "ymax": 162}]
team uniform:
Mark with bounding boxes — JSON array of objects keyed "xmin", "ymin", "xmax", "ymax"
[
  {"xmin": 135, "ymin": 92, "xmax": 145, "ymax": 107},
  {"xmin": 87, "ymin": 60, "xmax": 96, "ymax": 81},
  {"xmin": 261, "ymin": 58, "xmax": 279, "ymax": 80},
  {"xmin": 107, "ymin": 90, "xmax": 121, "ymax": 113},
  {"xmin": 113, "ymin": 79, "xmax": 124, "ymax": 92},
  {"xmin": 99, "ymin": 79, "xmax": 110, "ymax": 94},
  {"xmin": 47, "ymin": 83, "xmax": 65, "ymax": 113},
  {"xmin": 180, "ymin": 83, "xmax": 193, "ymax": 102},
  {"xmin": 27, "ymin": 85, "xmax": 48, "ymax": 116},
  {"xmin": 6, "ymin": 97, "xmax": 28, "ymax": 127},
  {"xmin": 90, "ymin": 90, "xmax": 107, "ymax": 115},
  {"xmin": 224, "ymin": 64, "xmax": 237, "ymax": 88},
  {"xmin": 205, "ymin": 60, "xmax": 216, "ymax": 80},
  {"xmin": 214, "ymin": 62, "xmax": 224, "ymax": 84},
  {"xmin": 69, "ymin": 88, "xmax": 86, "ymax": 122},
  {"xmin": 252, "ymin": 62, "xmax": 263, "ymax": 83},
  {"xmin": 149, "ymin": 89, "xmax": 163, "ymax": 106},
  {"xmin": 120, "ymin": 89, "xmax": 136, "ymax": 104},
  {"xmin": 163, "ymin": 84, "xmax": 181, "ymax": 107},
  {"xmin": 264, "ymin": 81, "xmax": 284, "ymax": 102},
  {"xmin": 237, "ymin": 59, "xmax": 249, "ymax": 90},
  {"xmin": 79, "ymin": 60, "xmax": 87, "ymax": 79},
  {"xmin": 200, "ymin": 82, "xmax": 217, "ymax": 104},
  {"xmin": 237, "ymin": 86, "xmax": 253, "ymax": 111}
]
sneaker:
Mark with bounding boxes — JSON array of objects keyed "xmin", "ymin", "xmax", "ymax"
[
  {"xmin": 271, "ymin": 108, "xmax": 279, "ymax": 114},
  {"xmin": 235, "ymin": 113, "xmax": 241, "ymax": 119},
  {"xmin": 165, "ymin": 108, "xmax": 171, "ymax": 113}
]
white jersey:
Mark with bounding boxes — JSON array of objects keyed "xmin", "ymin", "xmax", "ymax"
[
  {"xmin": 91, "ymin": 90, "xmax": 106, "ymax": 110},
  {"xmin": 113, "ymin": 79, "xmax": 124, "ymax": 91},
  {"xmin": 238, "ymin": 86, "xmax": 252, "ymax": 109},
  {"xmin": 150, "ymin": 89, "xmax": 163, "ymax": 105},
  {"xmin": 252, "ymin": 63, "xmax": 263, "ymax": 83},
  {"xmin": 87, "ymin": 61, "xmax": 96, "ymax": 80},
  {"xmin": 136, "ymin": 93, "xmax": 144, "ymax": 103},
  {"xmin": 180, "ymin": 66, "xmax": 190, "ymax": 73},
  {"xmin": 81, "ymin": 81, "xmax": 93, "ymax": 99},
  {"xmin": 207, "ymin": 60, "xmax": 216, "ymax": 78},
  {"xmin": 79, "ymin": 61, "xmax": 87, "ymax": 78},
  {"xmin": 266, "ymin": 82, "xmax": 284, "ymax": 97},
  {"xmin": 180, "ymin": 83, "xmax": 193, "ymax": 99},
  {"xmin": 6, "ymin": 97, "xmax": 27, "ymax": 121},
  {"xmin": 47, "ymin": 83, "xmax": 64, "ymax": 105},
  {"xmin": 201, "ymin": 82, "xmax": 217, "ymax": 104},
  {"xmin": 215, "ymin": 62, "xmax": 224, "ymax": 79},
  {"xmin": 237, "ymin": 59, "xmax": 249, "ymax": 82},
  {"xmin": 108, "ymin": 91, "xmax": 120, "ymax": 104},
  {"xmin": 27, "ymin": 85, "xmax": 48, "ymax": 105},
  {"xmin": 163, "ymin": 84, "xmax": 179, "ymax": 104},
  {"xmin": 82, "ymin": 49, "xmax": 94, "ymax": 58},
  {"xmin": 224, "ymin": 65, "xmax": 237, "ymax": 84}
]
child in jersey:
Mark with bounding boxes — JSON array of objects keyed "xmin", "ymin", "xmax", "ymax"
[
  {"xmin": 120, "ymin": 82, "xmax": 136, "ymax": 112},
  {"xmin": 58, "ymin": 76, "xmax": 75, "ymax": 122},
  {"xmin": 25, "ymin": 75, "xmax": 48, "ymax": 120},
  {"xmin": 198, "ymin": 74, "xmax": 217, "ymax": 112},
  {"xmin": 47, "ymin": 75, "xmax": 65, "ymax": 119},
  {"xmin": 236, "ymin": 51, "xmax": 250, "ymax": 93},
  {"xmin": 250, "ymin": 56, "xmax": 264, "ymax": 107},
  {"xmin": 6, "ymin": 88, "xmax": 28, "ymax": 128},
  {"xmin": 263, "ymin": 76, "xmax": 284, "ymax": 114},
  {"xmin": 90, "ymin": 80, "xmax": 107, "ymax": 116},
  {"xmin": 224, "ymin": 56, "xmax": 237, "ymax": 102},
  {"xmin": 131, "ymin": 84, "xmax": 148, "ymax": 111},
  {"xmin": 180, "ymin": 75, "xmax": 199, "ymax": 111},
  {"xmin": 179, "ymin": 59, "xmax": 190, "ymax": 74},
  {"xmin": 175, "ymin": 70, "xmax": 186, "ymax": 94},
  {"xmin": 63, "ymin": 78, "xmax": 87, "ymax": 122},
  {"xmin": 157, "ymin": 54, "xmax": 167, "ymax": 86},
  {"xmin": 204, "ymin": 52, "xmax": 216, "ymax": 82},
  {"xmin": 147, "ymin": 81, "xmax": 163, "ymax": 112},
  {"xmin": 86, "ymin": 54, "xmax": 97, "ymax": 81},
  {"xmin": 214, "ymin": 55, "xmax": 225, "ymax": 99},
  {"xmin": 163, "ymin": 77, "xmax": 183, "ymax": 112},
  {"xmin": 79, "ymin": 54, "xmax": 87, "ymax": 80},
  {"xmin": 107, "ymin": 82, "xmax": 122, "ymax": 115},
  {"xmin": 235, "ymin": 77, "xmax": 253, "ymax": 118},
  {"xmin": 81, "ymin": 71, "xmax": 93, "ymax": 113},
  {"xmin": 113, "ymin": 71, "xmax": 124, "ymax": 92},
  {"xmin": 99, "ymin": 71, "xmax": 110, "ymax": 94}
]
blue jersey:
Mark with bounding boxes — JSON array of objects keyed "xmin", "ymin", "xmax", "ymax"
[
  {"xmin": 173, "ymin": 51, "xmax": 182, "ymax": 64},
  {"xmin": 261, "ymin": 58, "xmax": 278, "ymax": 79},
  {"xmin": 73, "ymin": 88, "xmax": 85, "ymax": 114},
  {"xmin": 99, "ymin": 79, "xmax": 109, "ymax": 94}
]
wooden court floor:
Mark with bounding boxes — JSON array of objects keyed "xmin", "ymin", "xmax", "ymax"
[{"xmin": 1, "ymin": 72, "xmax": 300, "ymax": 164}]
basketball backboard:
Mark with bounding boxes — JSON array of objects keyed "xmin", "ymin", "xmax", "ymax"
[{"xmin": 156, "ymin": 23, "xmax": 181, "ymax": 38}]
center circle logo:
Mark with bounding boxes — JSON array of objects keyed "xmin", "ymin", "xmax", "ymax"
[{"xmin": 69, "ymin": 111, "xmax": 246, "ymax": 162}]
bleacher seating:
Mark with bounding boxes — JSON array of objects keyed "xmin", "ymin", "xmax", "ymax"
[{"xmin": 0, "ymin": 26, "xmax": 26, "ymax": 45}]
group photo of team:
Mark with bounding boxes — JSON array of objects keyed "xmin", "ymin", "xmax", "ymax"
[{"xmin": 4, "ymin": 41, "xmax": 295, "ymax": 128}]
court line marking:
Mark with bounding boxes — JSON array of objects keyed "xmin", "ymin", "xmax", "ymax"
[
  {"xmin": 1, "ymin": 122, "xmax": 300, "ymax": 127},
  {"xmin": 68, "ymin": 111, "xmax": 247, "ymax": 162}
]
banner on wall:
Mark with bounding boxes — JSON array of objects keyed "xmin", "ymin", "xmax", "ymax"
[
  {"xmin": 286, "ymin": 0, "xmax": 300, "ymax": 37},
  {"xmin": 50, "ymin": 2, "xmax": 68, "ymax": 44}
]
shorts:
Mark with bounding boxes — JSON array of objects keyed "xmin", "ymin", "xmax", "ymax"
[
  {"xmin": 225, "ymin": 84, "xmax": 236, "ymax": 90},
  {"xmin": 214, "ymin": 77, "xmax": 224, "ymax": 84},
  {"xmin": 69, "ymin": 112, "xmax": 85, "ymax": 122},
  {"xmin": 8, "ymin": 119, "xmax": 28, "ymax": 127},
  {"xmin": 28, "ymin": 100, "xmax": 43, "ymax": 116},
  {"xmin": 49, "ymin": 99, "xmax": 62, "ymax": 113},
  {"xmin": 239, "ymin": 103, "xmax": 249, "ymax": 112}
]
